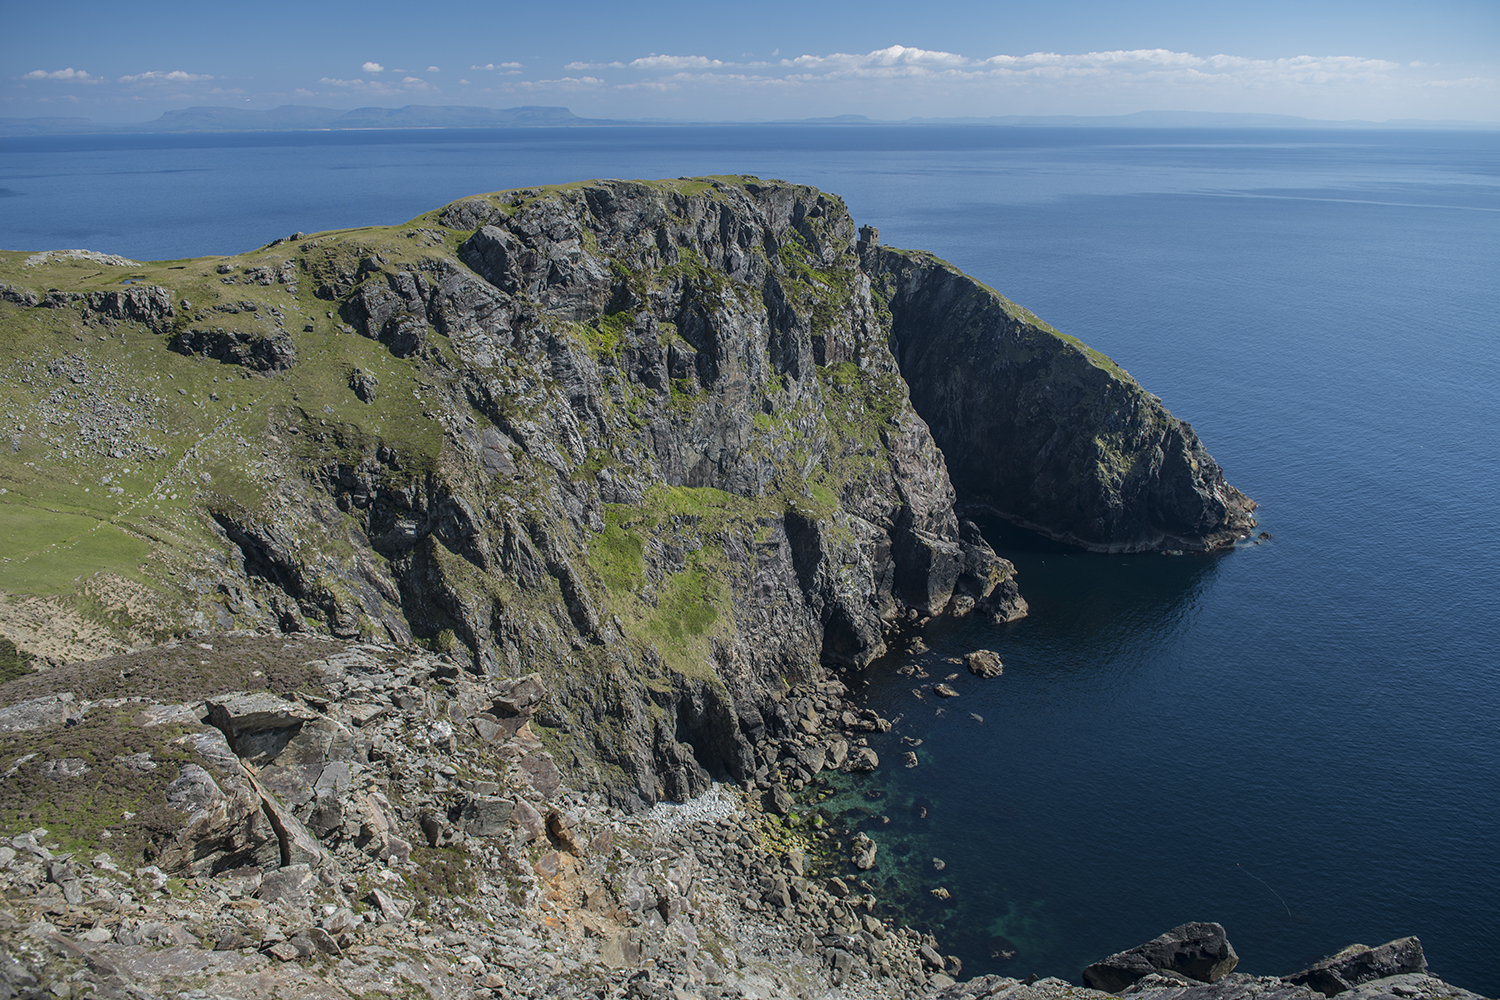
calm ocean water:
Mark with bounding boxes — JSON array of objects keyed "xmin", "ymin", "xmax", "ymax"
[{"xmin": 3, "ymin": 126, "xmax": 1498, "ymax": 991}]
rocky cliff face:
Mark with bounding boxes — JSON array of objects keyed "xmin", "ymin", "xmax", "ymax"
[
  {"xmin": 868, "ymin": 244, "xmax": 1256, "ymax": 552},
  {"xmin": 0, "ymin": 176, "xmax": 1250, "ymax": 809}
]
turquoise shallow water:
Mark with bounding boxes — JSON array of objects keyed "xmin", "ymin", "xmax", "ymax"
[{"xmin": 3, "ymin": 125, "xmax": 1498, "ymax": 991}]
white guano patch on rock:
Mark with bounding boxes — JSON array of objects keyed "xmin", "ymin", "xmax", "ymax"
[{"xmin": 645, "ymin": 783, "xmax": 739, "ymax": 839}]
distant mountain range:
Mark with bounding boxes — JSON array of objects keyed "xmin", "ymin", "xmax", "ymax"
[{"xmin": 1, "ymin": 103, "xmax": 1495, "ymax": 136}]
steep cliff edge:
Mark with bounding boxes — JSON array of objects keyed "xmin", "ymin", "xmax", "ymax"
[
  {"xmin": 868, "ymin": 242, "xmax": 1256, "ymax": 552},
  {"xmin": 0, "ymin": 176, "xmax": 1250, "ymax": 808},
  {"xmin": 0, "ymin": 178, "xmax": 1021, "ymax": 808}
]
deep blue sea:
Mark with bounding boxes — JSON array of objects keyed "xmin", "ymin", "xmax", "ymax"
[{"xmin": 3, "ymin": 126, "xmax": 1497, "ymax": 992}]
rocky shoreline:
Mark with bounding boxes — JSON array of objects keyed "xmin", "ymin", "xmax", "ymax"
[
  {"xmin": 0, "ymin": 631, "xmax": 955, "ymax": 999},
  {"xmin": 1, "ymin": 632, "xmax": 1490, "ymax": 1000}
]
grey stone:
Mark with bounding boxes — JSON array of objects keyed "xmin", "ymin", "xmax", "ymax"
[
  {"xmin": 519, "ymin": 751, "xmax": 561, "ymax": 797},
  {"xmin": 206, "ymin": 693, "xmax": 316, "ymax": 763},
  {"xmin": 1084, "ymin": 922, "xmax": 1239, "ymax": 993},
  {"xmin": 37, "ymin": 757, "xmax": 88, "ymax": 779},
  {"xmin": 1342, "ymin": 973, "xmax": 1487, "ymax": 1000},
  {"xmin": 460, "ymin": 795, "xmax": 515, "ymax": 837},
  {"xmin": 256, "ymin": 864, "xmax": 314, "ymax": 910},
  {"xmin": 1285, "ymin": 938, "xmax": 1427, "ymax": 996},
  {"xmin": 513, "ymin": 799, "xmax": 545, "ymax": 842},
  {"xmin": 0, "ymin": 694, "xmax": 75, "ymax": 732},
  {"xmin": 965, "ymin": 649, "xmax": 1004, "ymax": 678},
  {"xmin": 368, "ymin": 886, "xmax": 412, "ymax": 924}
]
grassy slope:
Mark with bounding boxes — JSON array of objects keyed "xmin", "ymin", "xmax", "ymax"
[{"xmin": 0, "ymin": 222, "xmax": 454, "ymax": 653}]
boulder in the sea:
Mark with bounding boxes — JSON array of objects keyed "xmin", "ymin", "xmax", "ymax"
[{"xmin": 965, "ymin": 650, "xmax": 1004, "ymax": 678}]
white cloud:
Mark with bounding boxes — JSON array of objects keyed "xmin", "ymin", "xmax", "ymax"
[
  {"xmin": 362, "ymin": 61, "xmax": 385, "ymax": 73},
  {"xmin": 518, "ymin": 76, "xmax": 605, "ymax": 91},
  {"xmin": 118, "ymin": 70, "xmax": 214, "ymax": 83},
  {"xmin": 427, "ymin": 66, "xmax": 440, "ymax": 72},
  {"xmin": 535, "ymin": 43, "xmax": 1495, "ymax": 121},
  {"xmin": 629, "ymin": 54, "xmax": 726, "ymax": 70},
  {"xmin": 783, "ymin": 44, "xmax": 967, "ymax": 72},
  {"xmin": 22, "ymin": 67, "xmax": 94, "ymax": 81}
]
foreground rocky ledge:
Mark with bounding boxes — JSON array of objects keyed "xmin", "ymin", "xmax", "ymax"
[{"xmin": 0, "ymin": 636, "xmax": 1487, "ymax": 1000}]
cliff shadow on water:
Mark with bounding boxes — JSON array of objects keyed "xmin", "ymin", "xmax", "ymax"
[{"xmin": 832, "ymin": 515, "xmax": 1231, "ymax": 980}]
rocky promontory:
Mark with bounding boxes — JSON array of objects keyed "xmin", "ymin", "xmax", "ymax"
[
  {"xmin": 0, "ymin": 176, "xmax": 1251, "ymax": 808},
  {"xmin": 867, "ymin": 241, "xmax": 1255, "ymax": 552}
]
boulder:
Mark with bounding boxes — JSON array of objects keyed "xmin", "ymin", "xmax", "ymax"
[
  {"xmin": 852, "ymin": 832, "xmax": 878, "ymax": 870},
  {"xmin": 793, "ymin": 743, "xmax": 828, "ymax": 774},
  {"xmin": 519, "ymin": 751, "xmax": 561, "ymax": 797},
  {"xmin": 1113, "ymin": 972, "xmax": 1318, "ymax": 1000},
  {"xmin": 157, "ymin": 764, "xmax": 280, "ymax": 876},
  {"xmin": 492, "ymin": 674, "xmax": 546, "ymax": 716},
  {"xmin": 1284, "ymin": 938, "xmax": 1426, "ymax": 996},
  {"xmin": 1083, "ymin": 922, "xmax": 1239, "ymax": 992},
  {"xmin": 965, "ymin": 650, "xmax": 1004, "ymax": 678},
  {"xmin": 459, "ymin": 795, "xmax": 515, "ymax": 837},
  {"xmin": 206, "ymin": 693, "xmax": 316, "ymax": 764},
  {"xmin": 513, "ymin": 799, "xmax": 545, "ymax": 842}
]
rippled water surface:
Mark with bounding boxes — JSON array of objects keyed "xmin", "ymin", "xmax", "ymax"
[{"xmin": 4, "ymin": 125, "xmax": 1497, "ymax": 992}]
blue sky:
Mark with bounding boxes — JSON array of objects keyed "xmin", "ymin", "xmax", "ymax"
[{"xmin": 6, "ymin": 0, "xmax": 1497, "ymax": 123}]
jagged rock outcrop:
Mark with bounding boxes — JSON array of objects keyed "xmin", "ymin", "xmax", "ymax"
[
  {"xmin": 1084, "ymin": 922, "xmax": 1240, "ymax": 992},
  {"xmin": 1285, "ymin": 938, "xmax": 1428, "ymax": 997},
  {"xmin": 869, "ymin": 243, "xmax": 1256, "ymax": 552}
]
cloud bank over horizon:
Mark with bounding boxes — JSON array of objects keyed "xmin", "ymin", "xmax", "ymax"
[{"xmin": 9, "ymin": 41, "xmax": 1497, "ymax": 124}]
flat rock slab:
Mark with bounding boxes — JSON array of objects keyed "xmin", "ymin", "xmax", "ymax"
[
  {"xmin": 1121, "ymin": 973, "xmax": 1322, "ymax": 1000},
  {"xmin": 0, "ymin": 693, "xmax": 77, "ymax": 731},
  {"xmin": 1342, "ymin": 974, "xmax": 1488, "ymax": 1000},
  {"xmin": 934, "ymin": 975, "xmax": 1117, "ymax": 1000},
  {"xmin": 519, "ymin": 751, "xmax": 560, "ymax": 797},
  {"xmin": 207, "ymin": 692, "xmax": 317, "ymax": 733},
  {"xmin": 107, "ymin": 943, "xmax": 266, "ymax": 980}
]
